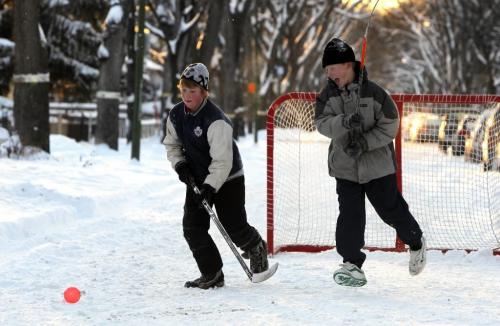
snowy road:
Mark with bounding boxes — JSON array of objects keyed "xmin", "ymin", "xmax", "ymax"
[{"xmin": 1, "ymin": 135, "xmax": 499, "ymax": 325}]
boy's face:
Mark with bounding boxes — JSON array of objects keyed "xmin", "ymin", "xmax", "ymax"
[
  {"xmin": 325, "ymin": 62, "xmax": 353, "ymax": 88},
  {"xmin": 180, "ymin": 86, "xmax": 205, "ymax": 111}
]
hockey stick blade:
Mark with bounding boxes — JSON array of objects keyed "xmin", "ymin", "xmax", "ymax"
[
  {"xmin": 191, "ymin": 182, "xmax": 278, "ymax": 284},
  {"xmin": 251, "ymin": 262, "xmax": 279, "ymax": 283}
]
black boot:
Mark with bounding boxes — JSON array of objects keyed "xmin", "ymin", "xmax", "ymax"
[
  {"xmin": 184, "ymin": 270, "xmax": 224, "ymax": 289},
  {"xmin": 244, "ymin": 240, "xmax": 269, "ymax": 273}
]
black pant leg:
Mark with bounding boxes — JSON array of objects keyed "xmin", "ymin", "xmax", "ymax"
[
  {"xmin": 214, "ymin": 176, "xmax": 262, "ymax": 251},
  {"xmin": 183, "ymin": 186, "xmax": 223, "ymax": 276},
  {"xmin": 335, "ymin": 178, "xmax": 367, "ymax": 268},
  {"xmin": 364, "ymin": 174, "xmax": 423, "ymax": 247}
]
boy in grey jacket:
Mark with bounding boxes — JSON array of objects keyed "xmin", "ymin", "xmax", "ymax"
[
  {"xmin": 314, "ymin": 38, "xmax": 426, "ymax": 287},
  {"xmin": 163, "ymin": 63, "xmax": 268, "ymax": 289}
]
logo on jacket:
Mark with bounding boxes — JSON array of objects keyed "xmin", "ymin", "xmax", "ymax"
[{"xmin": 194, "ymin": 126, "xmax": 203, "ymax": 137}]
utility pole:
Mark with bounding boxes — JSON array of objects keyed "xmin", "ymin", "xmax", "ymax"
[
  {"xmin": 131, "ymin": 0, "xmax": 145, "ymax": 160},
  {"xmin": 125, "ymin": 0, "xmax": 136, "ymax": 143}
]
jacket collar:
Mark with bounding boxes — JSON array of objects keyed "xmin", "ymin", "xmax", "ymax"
[
  {"xmin": 184, "ymin": 98, "xmax": 208, "ymax": 116},
  {"xmin": 353, "ymin": 61, "xmax": 368, "ymax": 84},
  {"xmin": 327, "ymin": 61, "xmax": 368, "ymax": 92}
]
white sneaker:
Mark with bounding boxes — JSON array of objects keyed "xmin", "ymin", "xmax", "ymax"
[
  {"xmin": 333, "ymin": 262, "xmax": 367, "ymax": 287},
  {"xmin": 409, "ymin": 236, "xmax": 427, "ymax": 276}
]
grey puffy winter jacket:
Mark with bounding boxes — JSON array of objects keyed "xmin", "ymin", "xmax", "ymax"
[{"xmin": 314, "ymin": 63, "xmax": 399, "ymax": 184}]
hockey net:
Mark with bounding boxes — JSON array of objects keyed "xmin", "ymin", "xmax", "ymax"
[{"xmin": 267, "ymin": 92, "xmax": 500, "ymax": 255}]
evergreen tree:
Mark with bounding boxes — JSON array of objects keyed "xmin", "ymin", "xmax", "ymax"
[
  {"xmin": 0, "ymin": 1, "xmax": 13, "ymax": 96},
  {"xmin": 40, "ymin": 0, "xmax": 105, "ymax": 101}
]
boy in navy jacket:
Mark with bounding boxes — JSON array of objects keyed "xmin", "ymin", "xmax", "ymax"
[{"xmin": 163, "ymin": 63, "xmax": 268, "ymax": 289}]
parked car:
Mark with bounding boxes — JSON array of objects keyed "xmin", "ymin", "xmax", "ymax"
[
  {"xmin": 464, "ymin": 109, "xmax": 495, "ymax": 163},
  {"xmin": 403, "ymin": 112, "xmax": 441, "ymax": 143},
  {"xmin": 491, "ymin": 141, "xmax": 500, "ymax": 171},
  {"xmin": 481, "ymin": 105, "xmax": 500, "ymax": 171},
  {"xmin": 438, "ymin": 113, "xmax": 461, "ymax": 152},
  {"xmin": 450, "ymin": 114, "xmax": 478, "ymax": 156}
]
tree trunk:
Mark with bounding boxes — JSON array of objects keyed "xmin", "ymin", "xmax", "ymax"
[
  {"xmin": 95, "ymin": 20, "xmax": 126, "ymax": 150},
  {"xmin": 158, "ymin": 1, "xmax": 205, "ymax": 109},
  {"xmin": 196, "ymin": 1, "xmax": 223, "ymax": 64},
  {"xmin": 221, "ymin": 1, "xmax": 251, "ymax": 138},
  {"xmin": 13, "ymin": 0, "xmax": 50, "ymax": 153}
]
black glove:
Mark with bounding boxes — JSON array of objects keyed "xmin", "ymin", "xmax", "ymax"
[
  {"xmin": 344, "ymin": 135, "xmax": 368, "ymax": 160},
  {"xmin": 343, "ymin": 113, "xmax": 363, "ymax": 130},
  {"xmin": 174, "ymin": 161, "xmax": 194, "ymax": 185},
  {"xmin": 195, "ymin": 183, "xmax": 216, "ymax": 207}
]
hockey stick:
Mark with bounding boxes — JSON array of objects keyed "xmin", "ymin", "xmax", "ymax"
[
  {"xmin": 190, "ymin": 182, "xmax": 278, "ymax": 283},
  {"xmin": 347, "ymin": 0, "xmax": 380, "ymax": 151},
  {"xmin": 355, "ymin": 0, "xmax": 380, "ymax": 115}
]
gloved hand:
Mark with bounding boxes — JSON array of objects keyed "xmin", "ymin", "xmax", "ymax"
[
  {"xmin": 344, "ymin": 135, "xmax": 368, "ymax": 160},
  {"xmin": 343, "ymin": 113, "xmax": 364, "ymax": 130},
  {"xmin": 174, "ymin": 161, "xmax": 194, "ymax": 185},
  {"xmin": 195, "ymin": 183, "xmax": 216, "ymax": 207}
]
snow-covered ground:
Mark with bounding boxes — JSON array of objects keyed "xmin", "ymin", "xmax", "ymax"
[{"xmin": 1, "ymin": 133, "xmax": 499, "ymax": 325}]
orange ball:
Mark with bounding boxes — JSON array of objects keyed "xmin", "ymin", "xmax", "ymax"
[{"xmin": 64, "ymin": 287, "xmax": 81, "ymax": 304}]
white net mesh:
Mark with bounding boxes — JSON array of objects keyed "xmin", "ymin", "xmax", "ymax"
[
  {"xmin": 402, "ymin": 99, "xmax": 500, "ymax": 250},
  {"xmin": 268, "ymin": 93, "xmax": 500, "ymax": 253}
]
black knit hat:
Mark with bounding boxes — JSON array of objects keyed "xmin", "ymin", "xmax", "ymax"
[{"xmin": 322, "ymin": 38, "xmax": 355, "ymax": 68}]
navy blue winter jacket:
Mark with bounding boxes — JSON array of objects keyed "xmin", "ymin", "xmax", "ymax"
[{"xmin": 163, "ymin": 98, "xmax": 243, "ymax": 191}]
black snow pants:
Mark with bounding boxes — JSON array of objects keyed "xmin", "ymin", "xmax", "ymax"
[
  {"xmin": 182, "ymin": 176, "xmax": 262, "ymax": 276},
  {"xmin": 335, "ymin": 173, "xmax": 423, "ymax": 268}
]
